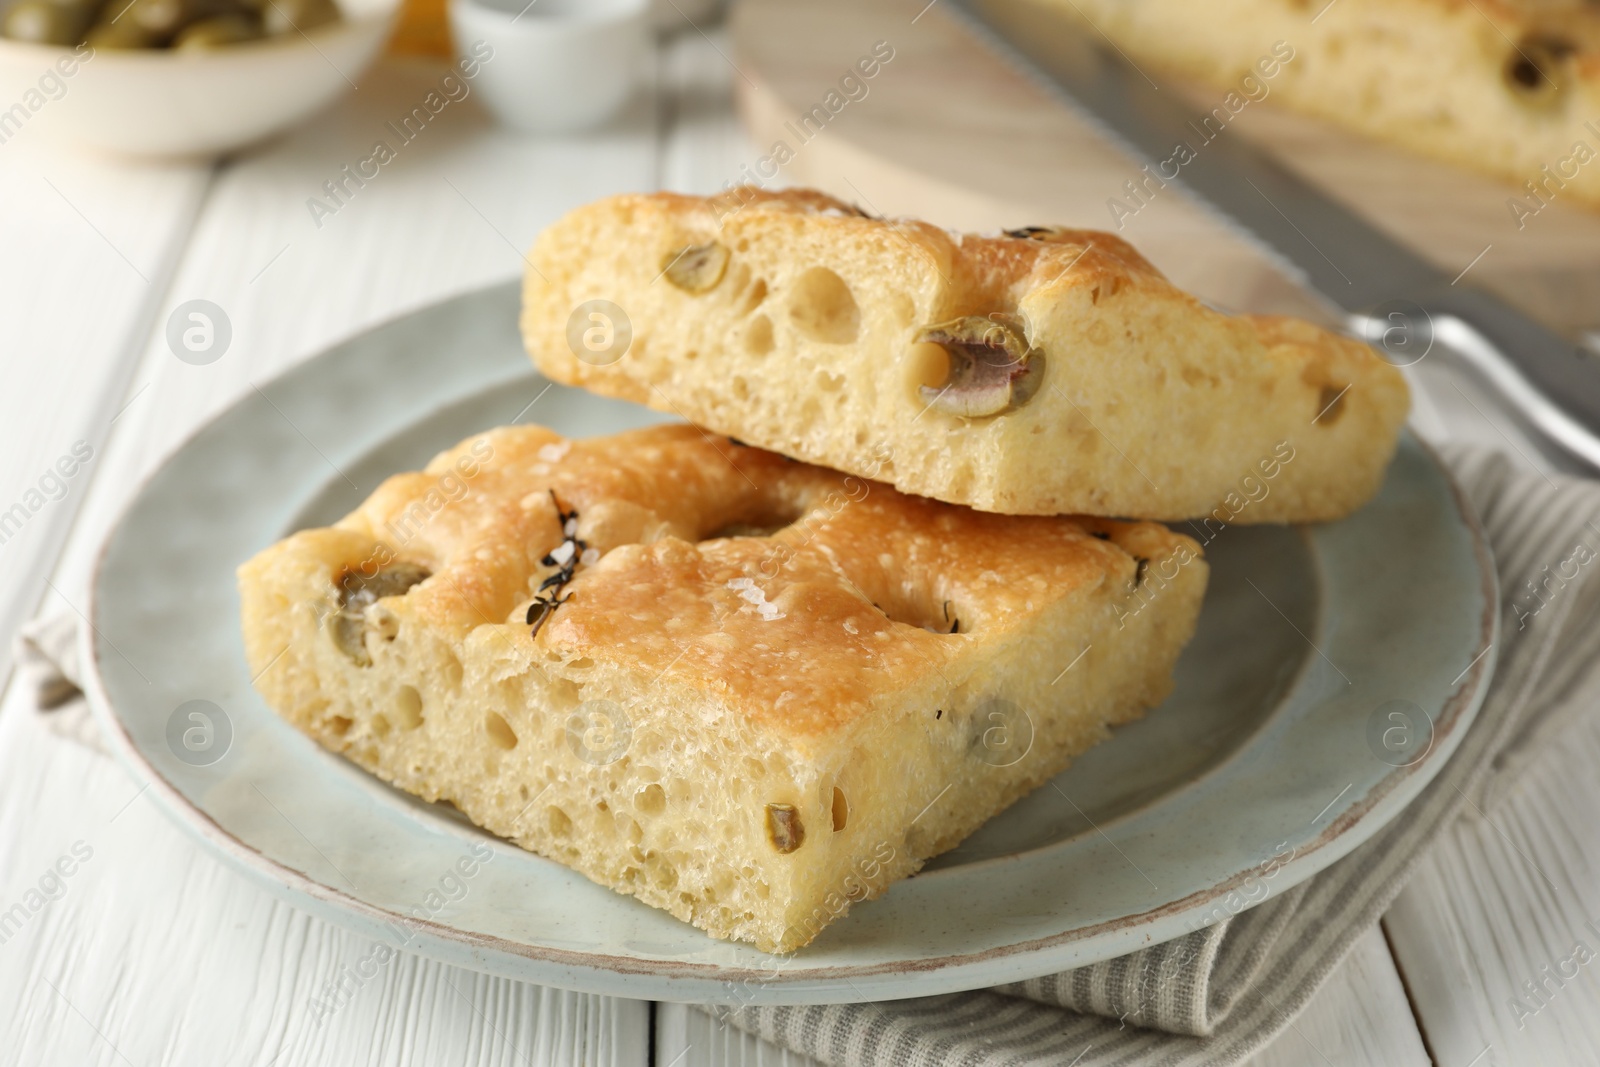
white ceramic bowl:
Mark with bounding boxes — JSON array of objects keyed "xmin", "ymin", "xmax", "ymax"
[
  {"xmin": 449, "ymin": 0, "xmax": 648, "ymax": 134},
  {"xmin": 0, "ymin": 0, "xmax": 400, "ymax": 158}
]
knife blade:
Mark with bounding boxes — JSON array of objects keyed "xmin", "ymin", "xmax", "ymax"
[{"xmin": 948, "ymin": 0, "xmax": 1600, "ymax": 471}]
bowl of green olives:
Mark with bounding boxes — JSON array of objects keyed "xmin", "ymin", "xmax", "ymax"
[{"xmin": 0, "ymin": 0, "xmax": 400, "ymax": 156}]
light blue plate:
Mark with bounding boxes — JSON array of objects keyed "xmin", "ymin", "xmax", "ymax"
[{"xmin": 84, "ymin": 282, "xmax": 1497, "ymax": 1004}]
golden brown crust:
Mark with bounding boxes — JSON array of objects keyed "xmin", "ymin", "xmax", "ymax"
[
  {"xmin": 649, "ymin": 186, "xmax": 1174, "ymax": 309},
  {"xmin": 330, "ymin": 423, "xmax": 1186, "ymax": 741}
]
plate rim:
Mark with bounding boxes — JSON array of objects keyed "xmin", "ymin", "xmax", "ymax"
[{"xmin": 80, "ymin": 282, "xmax": 1500, "ymax": 1004}]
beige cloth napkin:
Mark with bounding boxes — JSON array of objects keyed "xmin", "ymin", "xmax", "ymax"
[{"xmin": 18, "ymin": 445, "xmax": 1600, "ymax": 1066}]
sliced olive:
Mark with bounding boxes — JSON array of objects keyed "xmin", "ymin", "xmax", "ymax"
[
  {"xmin": 765, "ymin": 803, "xmax": 805, "ymax": 854},
  {"xmin": 173, "ymin": 10, "xmax": 261, "ymax": 47},
  {"xmin": 44, "ymin": 0, "xmax": 110, "ymax": 15},
  {"xmin": 130, "ymin": 0, "xmax": 185, "ymax": 33},
  {"xmin": 3, "ymin": 0, "xmax": 91, "ymax": 43},
  {"xmin": 261, "ymin": 0, "xmax": 337, "ymax": 36},
  {"xmin": 1504, "ymin": 36, "xmax": 1573, "ymax": 110},
  {"xmin": 329, "ymin": 560, "xmax": 431, "ymax": 666},
  {"xmin": 84, "ymin": 22, "xmax": 153, "ymax": 45},
  {"xmin": 661, "ymin": 242, "xmax": 729, "ymax": 294},
  {"xmin": 916, "ymin": 314, "xmax": 1044, "ymax": 418},
  {"xmin": 525, "ymin": 597, "xmax": 560, "ymax": 638},
  {"xmin": 81, "ymin": 0, "xmax": 180, "ymax": 46},
  {"xmin": 1003, "ymin": 225, "xmax": 1072, "ymax": 242}
]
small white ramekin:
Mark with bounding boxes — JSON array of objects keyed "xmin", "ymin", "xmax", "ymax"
[{"xmin": 449, "ymin": 0, "xmax": 650, "ymax": 134}]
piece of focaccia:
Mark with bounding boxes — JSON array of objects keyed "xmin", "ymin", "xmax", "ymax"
[
  {"xmin": 1045, "ymin": 0, "xmax": 1600, "ymax": 210},
  {"xmin": 240, "ymin": 423, "xmax": 1207, "ymax": 952},
  {"xmin": 519, "ymin": 189, "xmax": 1408, "ymax": 522}
]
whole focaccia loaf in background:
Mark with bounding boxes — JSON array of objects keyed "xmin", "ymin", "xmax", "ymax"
[
  {"xmin": 521, "ymin": 190, "xmax": 1408, "ymax": 522},
  {"xmin": 1046, "ymin": 0, "xmax": 1600, "ymax": 210},
  {"xmin": 239, "ymin": 423, "xmax": 1206, "ymax": 952}
]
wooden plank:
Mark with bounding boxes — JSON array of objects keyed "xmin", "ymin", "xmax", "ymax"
[
  {"xmin": 1246, "ymin": 928, "xmax": 1431, "ymax": 1067},
  {"xmin": 1385, "ymin": 710, "xmax": 1600, "ymax": 1067},
  {"xmin": 0, "ymin": 141, "xmax": 209, "ymax": 677}
]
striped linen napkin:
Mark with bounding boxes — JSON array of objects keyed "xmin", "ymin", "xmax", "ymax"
[{"xmin": 703, "ymin": 444, "xmax": 1600, "ymax": 1066}]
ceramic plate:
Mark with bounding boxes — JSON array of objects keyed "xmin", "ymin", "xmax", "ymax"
[{"xmin": 84, "ymin": 282, "xmax": 1497, "ymax": 1004}]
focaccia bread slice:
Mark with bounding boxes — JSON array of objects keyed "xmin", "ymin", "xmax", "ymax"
[
  {"xmin": 520, "ymin": 190, "xmax": 1408, "ymax": 522},
  {"xmin": 239, "ymin": 423, "xmax": 1207, "ymax": 952},
  {"xmin": 1046, "ymin": 0, "xmax": 1600, "ymax": 209}
]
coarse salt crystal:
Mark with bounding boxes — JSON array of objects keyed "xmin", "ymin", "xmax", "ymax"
[{"xmin": 726, "ymin": 577, "xmax": 784, "ymax": 621}]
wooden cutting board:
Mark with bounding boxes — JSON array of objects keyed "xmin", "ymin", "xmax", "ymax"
[{"xmin": 727, "ymin": 0, "xmax": 1600, "ymax": 338}]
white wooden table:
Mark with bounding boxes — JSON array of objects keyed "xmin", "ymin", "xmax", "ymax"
[{"xmin": 1, "ymin": 21, "xmax": 1598, "ymax": 1067}]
